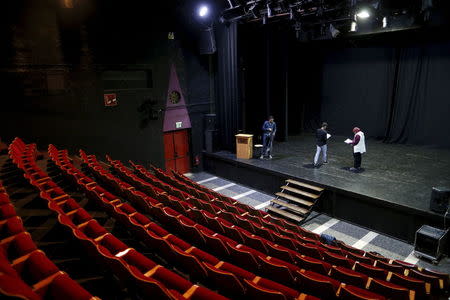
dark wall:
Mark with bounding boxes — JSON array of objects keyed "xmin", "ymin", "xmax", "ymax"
[{"xmin": 0, "ymin": 0, "xmax": 213, "ymax": 167}]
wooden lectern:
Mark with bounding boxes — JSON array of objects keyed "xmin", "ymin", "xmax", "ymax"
[{"xmin": 235, "ymin": 134, "xmax": 253, "ymax": 159}]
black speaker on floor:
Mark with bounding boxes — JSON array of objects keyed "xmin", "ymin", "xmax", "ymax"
[
  {"xmin": 414, "ymin": 225, "xmax": 449, "ymax": 262},
  {"xmin": 430, "ymin": 187, "xmax": 450, "ymax": 214},
  {"xmin": 204, "ymin": 114, "xmax": 218, "ymax": 152},
  {"xmin": 199, "ymin": 27, "xmax": 216, "ymax": 55},
  {"xmin": 205, "ymin": 130, "xmax": 218, "ymax": 153}
]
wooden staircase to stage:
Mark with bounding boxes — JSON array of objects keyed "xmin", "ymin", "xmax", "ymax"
[{"xmin": 266, "ymin": 179, "xmax": 324, "ymax": 223}]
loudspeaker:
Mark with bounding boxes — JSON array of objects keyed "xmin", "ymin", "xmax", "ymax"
[
  {"xmin": 430, "ymin": 187, "xmax": 450, "ymax": 214},
  {"xmin": 204, "ymin": 114, "xmax": 217, "ymax": 131},
  {"xmin": 414, "ymin": 225, "xmax": 449, "ymax": 262},
  {"xmin": 199, "ymin": 27, "xmax": 216, "ymax": 55}
]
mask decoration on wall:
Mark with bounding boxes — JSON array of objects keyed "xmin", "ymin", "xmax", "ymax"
[{"xmin": 138, "ymin": 98, "xmax": 159, "ymax": 129}]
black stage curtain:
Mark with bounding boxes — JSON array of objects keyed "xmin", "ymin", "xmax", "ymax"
[
  {"xmin": 321, "ymin": 40, "xmax": 450, "ymax": 148},
  {"xmin": 216, "ymin": 22, "xmax": 241, "ymax": 151},
  {"xmin": 385, "ymin": 44, "xmax": 450, "ymax": 147}
]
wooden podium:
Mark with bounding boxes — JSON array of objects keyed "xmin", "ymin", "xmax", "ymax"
[{"xmin": 235, "ymin": 134, "xmax": 253, "ymax": 159}]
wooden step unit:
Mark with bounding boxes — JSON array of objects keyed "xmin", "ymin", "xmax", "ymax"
[
  {"xmin": 267, "ymin": 206, "xmax": 304, "ymax": 223},
  {"xmin": 275, "ymin": 192, "xmax": 314, "ymax": 207},
  {"xmin": 271, "ymin": 199, "xmax": 309, "ymax": 216},
  {"xmin": 267, "ymin": 178, "xmax": 324, "ymax": 224}
]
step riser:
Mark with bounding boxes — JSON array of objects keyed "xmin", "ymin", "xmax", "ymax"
[
  {"xmin": 267, "ymin": 207, "xmax": 303, "ymax": 223},
  {"xmin": 271, "ymin": 199, "xmax": 308, "ymax": 215},
  {"xmin": 275, "ymin": 193, "xmax": 313, "ymax": 207},
  {"xmin": 286, "ymin": 179, "xmax": 324, "ymax": 193},
  {"xmin": 281, "ymin": 186, "xmax": 319, "ymax": 200}
]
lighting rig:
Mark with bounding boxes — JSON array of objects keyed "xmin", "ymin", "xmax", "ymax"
[{"xmin": 219, "ymin": 0, "xmax": 443, "ymax": 40}]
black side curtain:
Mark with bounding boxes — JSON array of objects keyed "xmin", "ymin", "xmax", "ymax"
[
  {"xmin": 321, "ymin": 40, "xmax": 450, "ymax": 148},
  {"xmin": 384, "ymin": 45, "xmax": 450, "ymax": 147},
  {"xmin": 215, "ymin": 22, "xmax": 240, "ymax": 151}
]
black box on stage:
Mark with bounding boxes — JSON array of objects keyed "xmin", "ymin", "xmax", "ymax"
[
  {"xmin": 430, "ymin": 187, "xmax": 450, "ymax": 214},
  {"xmin": 414, "ymin": 225, "xmax": 449, "ymax": 262}
]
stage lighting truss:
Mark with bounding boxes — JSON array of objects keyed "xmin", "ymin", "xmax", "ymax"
[{"xmin": 220, "ymin": 0, "xmax": 437, "ymax": 39}]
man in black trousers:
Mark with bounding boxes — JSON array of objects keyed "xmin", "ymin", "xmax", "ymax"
[{"xmin": 314, "ymin": 122, "xmax": 328, "ymax": 167}]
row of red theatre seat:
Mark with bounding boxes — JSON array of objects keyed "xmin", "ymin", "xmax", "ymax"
[
  {"xmin": 51, "ymin": 145, "xmax": 321, "ymax": 300},
  {"xmin": 153, "ymin": 164, "xmax": 450, "ymax": 290},
  {"xmin": 0, "ymin": 176, "xmax": 97, "ymax": 299},
  {"xmin": 82, "ymin": 150, "xmax": 432, "ymax": 300},
  {"xmin": 111, "ymin": 159, "xmax": 331, "ymax": 256},
  {"xmin": 156, "ymin": 166, "xmax": 390, "ymax": 258},
  {"xmin": 8, "ymin": 138, "xmax": 226, "ymax": 300},
  {"xmin": 105, "ymin": 154, "xmax": 450, "ymax": 297}
]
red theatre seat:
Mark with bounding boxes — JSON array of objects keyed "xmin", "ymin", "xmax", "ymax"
[
  {"xmin": 243, "ymin": 278, "xmax": 287, "ymax": 300},
  {"xmin": 339, "ymin": 285, "xmax": 386, "ymax": 300}
]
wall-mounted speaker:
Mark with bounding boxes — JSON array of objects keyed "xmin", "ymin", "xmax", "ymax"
[{"xmin": 199, "ymin": 27, "xmax": 216, "ymax": 55}]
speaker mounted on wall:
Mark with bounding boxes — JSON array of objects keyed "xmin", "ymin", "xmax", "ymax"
[{"xmin": 199, "ymin": 27, "xmax": 216, "ymax": 55}]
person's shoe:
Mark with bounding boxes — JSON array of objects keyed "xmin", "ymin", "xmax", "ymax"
[
  {"xmin": 260, "ymin": 155, "xmax": 264, "ymax": 159},
  {"xmin": 313, "ymin": 163, "xmax": 319, "ymax": 168},
  {"xmin": 349, "ymin": 167, "xmax": 357, "ymax": 171},
  {"xmin": 269, "ymin": 155, "xmax": 273, "ymax": 159},
  {"xmin": 323, "ymin": 161, "xmax": 328, "ymax": 164}
]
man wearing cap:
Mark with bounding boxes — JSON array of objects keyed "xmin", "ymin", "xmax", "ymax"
[
  {"xmin": 349, "ymin": 127, "xmax": 366, "ymax": 171},
  {"xmin": 261, "ymin": 116, "xmax": 276, "ymax": 159},
  {"xmin": 314, "ymin": 122, "xmax": 329, "ymax": 167}
]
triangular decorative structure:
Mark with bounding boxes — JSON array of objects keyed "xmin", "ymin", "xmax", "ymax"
[{"xmin": 163, "ymin": 64, "xmax": 192, "ymax": 132}]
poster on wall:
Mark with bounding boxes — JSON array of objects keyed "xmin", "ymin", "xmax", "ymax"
[{"xmin": 104, "ymin": 93, "xmax": 118, "ymax": 107}]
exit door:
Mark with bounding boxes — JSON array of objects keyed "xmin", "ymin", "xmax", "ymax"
[{"xmin": 164, "ymin": 129, "xmax": 191, "ymax": 174}]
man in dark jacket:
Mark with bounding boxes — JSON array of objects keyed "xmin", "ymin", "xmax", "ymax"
[
  {"xmin": 261, "ymin": 116, "xmax": 276, "ymax": 159},
  {"xmin": 314, "ymin": 122, "xmax": 328, "ymax": 167}
]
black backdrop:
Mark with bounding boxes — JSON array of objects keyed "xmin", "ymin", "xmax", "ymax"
[
  {"xmin": 321, "ymin": 40, "xmax": 450, "ymax": 148},
  {"xmin": 233, "ymin": 23, "xmax": 450, "ymax": 149}
]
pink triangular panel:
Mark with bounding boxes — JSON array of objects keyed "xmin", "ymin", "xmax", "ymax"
[{"xmin": 163, "ymin": 64, "xmax": 192, "ymax": 132}]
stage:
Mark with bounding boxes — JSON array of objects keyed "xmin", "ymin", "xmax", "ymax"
[{"xmin": 204, "ymin": 134, "xmax": 450, "ymax": 245}]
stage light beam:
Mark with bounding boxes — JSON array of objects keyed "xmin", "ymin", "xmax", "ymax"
[{"xmin": 198, "ymin": 5, "xmax": 209, "ymax": 18}]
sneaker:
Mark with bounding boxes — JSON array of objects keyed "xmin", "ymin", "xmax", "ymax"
[
  {"xmin": 269, "ymin": 155, "xmax": 273, "ymax": 159},
  {"xmin": 260, "ymin": 155, "xmax": 264, "ymax": 159},
  {"xmin": 323, "ymin": 161, "xmax": 328, "ymax": 164},
  {"xmin": 349, "ymin": 167, "xmax": 357, "ymax": 171}
]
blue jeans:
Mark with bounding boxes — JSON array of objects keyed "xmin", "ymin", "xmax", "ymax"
[
  {"xmin": 262, "ymin": 133, "xmax": 273, "ymax": 156},
  {"xmin": 314, "ymin": 145, "xmax": 327, "ymax": 165}
]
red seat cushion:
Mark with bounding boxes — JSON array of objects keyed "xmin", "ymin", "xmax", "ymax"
[{"xmin": 41, "ymin": 273, "xmax": 94, "ymax": 300}]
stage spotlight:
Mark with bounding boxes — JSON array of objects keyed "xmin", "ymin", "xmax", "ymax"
[
  {"xmin": 220, "ymin": 5, "xmax": 247, "ymax": 22},
  {"xmin": 356, "ymin": 9, "xmax": 370, "ymax": 19},
  {"xmin": 198, "ymin": 5, "xmax": 209, "ymax": 18}
]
